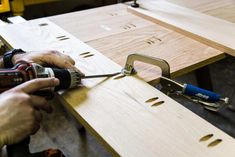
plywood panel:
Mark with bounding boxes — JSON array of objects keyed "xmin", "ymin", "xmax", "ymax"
[
  {"xmin": 128, "ymin": 0, "xmax": 235, "ymax": 57},
  {"xmin": 0, "ymin": 19, "xmax": 234, "ymax": 157}
]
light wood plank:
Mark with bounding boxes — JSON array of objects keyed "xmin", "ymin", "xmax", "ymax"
[
  {"xmin": 88, "ymin": 23, "xmax": 224, "ymax": 82},
  {"xmin": 166, "ymin": 0, "xmax": 235, "ymax": 23},
  {"xmin": 50, "ymin": 3, "xmax": 225, "ymax": 82},
  {"xmin": 49, "ymin": 4, "xmax": 154, "ymax": 42},
  {"xmin": 128, "ymin": 0, "xmax": 235, "ymax": 57},
  {"xmin": 0, "ymin": 19, "xmax": 235, "ymax": 157}
]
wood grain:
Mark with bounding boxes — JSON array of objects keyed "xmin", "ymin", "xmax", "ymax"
[
  {"xmin": 128, "ymin": 0, "xmax": 235, "ymax": 57},
  {"xmin": 166, "ymin": 0, "xmax": 235, "ymax": 23},
  {"xmin": 88, "ymin": 23, "xmax": 224, "ymax": 82},
  {"xmin": 49, "ymin": 4, "xmax": 154, "ymax": 42},
  {"xmin": 49, "ymin": 3, "xmax": 225, "ymax": 82},
  {"xmin": 0, "ymin": 19, "xmax": 234, "ymax": 156}
]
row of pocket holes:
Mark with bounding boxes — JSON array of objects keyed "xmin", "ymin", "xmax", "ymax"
[
  {"xmin": 200, "ymin": 134, "xmax": 222, "ymax": 147},
  {"xmin": 145, "ymin": 97, "xmax": 164, "ymax": 107},
  {"xmin": 38, "ymin": 23, "xmax": 129, "ymax": 79},
  {"xmin": 145, "ymin": 98, "xmax": 222, "ymax": 147}
]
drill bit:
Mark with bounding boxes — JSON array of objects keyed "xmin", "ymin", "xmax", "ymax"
[{"xmin": 82, "ymin": 72, "xmax": 121, "ymax": 79}]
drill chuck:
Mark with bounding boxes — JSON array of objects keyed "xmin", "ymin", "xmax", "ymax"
[
  {"xmin": 32, "ymin": 63, "xmax": 81, "ymax": 91},
  {"xmin": 51, "ymin": 68, "xmax": 81, "ymax": 91}
]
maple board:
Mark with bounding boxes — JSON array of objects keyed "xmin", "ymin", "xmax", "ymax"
[
  {"xmin": 49, "ymin": 4, "xmax": 154, "ymax": 42},
  {"xmin": 49, "ymin": 4, "xmax": 225, "ymax": 82},
  {"xmin": 128, "ymin": 0, "xmax": 235, "ymax": 57},
  {"xmin": 0, "ymin": 19, "xmax": 235, "ymax": 156}
]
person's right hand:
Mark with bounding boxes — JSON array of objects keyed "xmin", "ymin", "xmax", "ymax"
[{"xmin": 0, "ymin": 78, "xmax": 59, "ymax": 148}]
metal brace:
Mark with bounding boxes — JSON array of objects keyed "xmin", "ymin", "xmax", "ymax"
[{"xmin": 121, "ymin": 53, "xmax": 170, "ymax": 78}]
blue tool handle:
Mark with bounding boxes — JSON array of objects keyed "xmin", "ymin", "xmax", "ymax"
[{"xmin": 183, "ymin": 84, "xmax": 221, "ymax": 102}]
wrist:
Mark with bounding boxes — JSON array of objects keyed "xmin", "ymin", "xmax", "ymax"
[
  {"xmin": 0, "ymin": 146, "xmax": 8, "ymax": 157},
  {"xmin": 0, "ymin": 56, "xmax": 4, "ymax": 68},
  {"xmin": 3, "ymin": 49, "xmax": 26, "ymax": 68}
]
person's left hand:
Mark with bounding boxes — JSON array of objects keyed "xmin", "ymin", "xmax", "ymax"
[{"xmin": 12, "ymin": 50, "xmax": 78, "ymax": 70}]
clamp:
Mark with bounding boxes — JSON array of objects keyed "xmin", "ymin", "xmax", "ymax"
[
  {"xmin": 122, "ymin": 53, "xmax": 170, "ymax": 78},
  {"xmin": 122, "ymin": 53, "xmax": 229, "ymax": 112}
]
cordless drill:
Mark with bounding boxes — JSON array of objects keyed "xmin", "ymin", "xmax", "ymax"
[
  {"xmin": 0, "ymin": 61, "xmax": 82, "ymax": 93},
  {"xmin": 0, "ymin": 62, "xmax": 82, "ymax": 157}
]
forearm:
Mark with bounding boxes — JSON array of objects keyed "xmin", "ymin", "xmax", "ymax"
[{"xmin": 0, "ymin": 146, "xmax": 8, "ymax": 157}]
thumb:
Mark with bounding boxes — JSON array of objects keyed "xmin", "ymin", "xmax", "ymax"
[{"xmin": 13, "ymin": 78, "xmax": 60, "ymax": 94}]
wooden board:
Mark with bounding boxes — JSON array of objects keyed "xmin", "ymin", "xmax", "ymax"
[
  {"xmin": 88, "ymin": 23, "xmax": 224, "ymax": 81},
  {"xmin": 49, "ymin": 4, "xmax": 225, "ymax": 82},
  {"xmin": 166, "ymin": 0, "xmax": 235, "ymax": 23},
  {"xmin": 49, "ymin": 4, "xmax": 154, "ymax": 42},
  {"xmin": 128, "ymin": 0, "xmax": 235, "ymax": 57},
  {"xmin": 0, "ymin": 19, "xmax": 235, "ymax": 157}
]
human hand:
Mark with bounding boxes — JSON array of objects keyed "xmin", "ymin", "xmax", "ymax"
[
  {"xmin": 12, "ymin": 50, "xmax": 78, "ymax": 70},
  {"xmin": 0, "ymin": 78, "xmax": 59, "ymax": 147}
]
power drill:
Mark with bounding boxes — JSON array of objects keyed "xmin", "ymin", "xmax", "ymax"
[
  {"xmin": 0, "ymin": 62, "xmax": 82, "ymax": 157},
  {"xmin": 0, "ymin": 62, "xmax": 81, "ymax": 93}
]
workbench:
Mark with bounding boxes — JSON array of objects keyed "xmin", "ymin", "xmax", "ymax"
[{"xmin": 0, "ymin": 0, "xmax": 235, "ymax": 156}]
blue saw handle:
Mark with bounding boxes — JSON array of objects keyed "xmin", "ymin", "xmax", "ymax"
[{"xmin": 183, "ymin": 84, "xmax": 220, "ymax": 102}]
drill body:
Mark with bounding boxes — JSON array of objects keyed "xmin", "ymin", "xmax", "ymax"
[{"xmin": 0, "ymin": 62, "xmax": 81, "ymax": 93}]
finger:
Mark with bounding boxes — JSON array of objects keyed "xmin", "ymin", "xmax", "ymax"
[
  {"xmin": 31, "ymin": 95, "xmax": 53, "ymax": 113},
  {"xmin": 34, "ymin": 110, "xmax": 43, "ymax": 122},
  {"xmin": 31, "ymin": 122, "xmax": 40, "ymax": 135},
  {"xmin": 64, "ymin": 54, "xmax": 75, "ymax": 65},
  {"xmin": 13, "ymin": 78, "xmax": 59, "ymax": 94}
]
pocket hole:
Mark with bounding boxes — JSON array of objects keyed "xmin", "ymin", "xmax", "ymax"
[
  {"xmin": 83, "ymin": 54, "xmax": 94, "ymax": 58},
  {"xmin": 151, "ymin": 101, "xmax": 164, "ymax": 107},
  {"xmin": 129, "ymin": 23, "xmax": 136, "ymax": 27},
  {"xmin": 199, "ymin": 134, "xmax": 213, "ymax": 142},
  {"xmin": 59, "ymin": 37, "xmax": 70, "ymax": 41},
  {"xmin": 80, "ymin": 52, "xmax": 90, "ymax": 56},
  {"xmin": 38, "ymin": 23, "xmax": 48, "ymax": 26},
  {"xmin": 145, "ymin": 97, "xmax": 159, "ymax": 103},
  {"xmin": 113, "ymin": 74, "xmax": 126, "ymax": 80},
  {"xmin": 208, "ymin": 139, "xmax": 222, "ymax": 147}
]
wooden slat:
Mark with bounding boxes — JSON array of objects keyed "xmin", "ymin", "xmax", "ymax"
[
  {"xmin": 128, "ymin": 0, "xmax": 235, "ymax": 57},
  {"xmin": 0, "ymin": 19, "xmax": 234, "ymax": 157}
]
